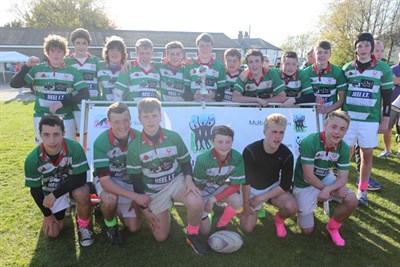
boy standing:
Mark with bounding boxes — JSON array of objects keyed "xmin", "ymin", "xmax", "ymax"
[
  {"xmin": 293, "ymin": 111, "xmax": 357, "ymax": 246},
  {"xmin": 10, "ymin": 34, "xmax": 89, "ymax": 143},
  {"xmin": 115, "ymin": 38, "xmax": 161, "ymax": 101},
  {"xmin": 342, "ymin": 33, "xmax": 393, "ymax": 205},
  {"xmin": 304, "ymin": 41, "xmax": 347, "ymax": 114},
  {"xmin": 93, "ymin": 102, "xmax": 150, "ymax": 244},
  {"xmin": 158, "ymin": 41, "xmax": 186, "ymax": 101},
  {"xmin": 183, "ymin": 33, "xmax": 226, "ymax": 102},
  {"xmin": 24, "ymin": 115, "xmax": 94, "ymax": 246},
  {"xmin": 277, "ymin": 51, "xmax": 315, "ymax": 107},
  {"xmin": 64, "ymin": 28, "xmax": 100, "ymax": 100},
  {"xmin": 193, "ymin": 125, "xmax": 245, "ymax": 234},
  {"xmin": 232, "ymin": 49, "xmax": 286, "ymax": 106},
  {"xmin": 127, "ymin": 98, "xmax": 207, "ymax": 255},
  {"xmin": 223, "ymin": 48, "xmax": 242, "ymax": 102},
  {"xmin": 64, "ymin": 28, "xmax": 99, "ymax": 134},
  {"xmin": 97, "ymin": 36, "xmax": 127, "ymax": 101}
]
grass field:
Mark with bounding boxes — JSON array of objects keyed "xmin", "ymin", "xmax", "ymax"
[{"xmin": 0, "ymin": 101, "xmax": 399, "ymax": 267}]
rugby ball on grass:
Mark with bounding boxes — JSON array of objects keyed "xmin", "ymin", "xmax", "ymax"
[{"xmin": 208, "ymin": 230, "xmax": 243, "ymax": 253}]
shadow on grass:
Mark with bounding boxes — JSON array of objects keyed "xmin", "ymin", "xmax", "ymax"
[
  {"xmin": 28, "ymin": 216, "xmax": 78, "ymax": 266},
  {"xmin": 4, "ymin": 95, "xmax": 35, "ymax": 105}
]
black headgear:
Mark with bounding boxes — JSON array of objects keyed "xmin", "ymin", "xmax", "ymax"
[{"xmin": 354, "ymin": 32, "xmax": 374, "ymax": 52}]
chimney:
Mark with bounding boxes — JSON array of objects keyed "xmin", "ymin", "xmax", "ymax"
[{"xmin": 238, "ymin": 31, "xmax": 243, "ymax": 42}]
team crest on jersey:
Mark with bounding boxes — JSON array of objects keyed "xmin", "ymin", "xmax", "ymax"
[
  {"xmin": 94, "ymin": 115, "xmax": 109, "ymax": 128},
  {"xmin": 189, "ymin": 114, "xmax": 216, "ymax": 153},
  {"xmin": 54, "ymin": 82, "xmax": 68, "ymax": 91},
  {"xmin": 328, "ymin": 152, "xmax": 339, "ymax": 162},
  {"xmin": 292, "ymin": 114, "xmax": 307, "ymax": 133},
  {"xmin": 360, "ymin": 79, "xmax": 374, "ymax": 89},
  {"xmin": 83, "ymin": 72, "xmax": 95, "ymax": 81}
]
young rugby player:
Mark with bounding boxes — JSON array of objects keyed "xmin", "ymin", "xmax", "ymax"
[
  {"xmin": 10, "ymin": 34, "xmax": 89, "ymax": 143},
  {"xmin": 240, "ymin": 114, "xmax": 297, "ymax": 238},
  {"xmin": 342, "ymin": 33, "xmax": 393, "ymax": 205},
  {"xmin": 115, "ymin": 39, "xmax": 161, "ymax": 101},
  {"xmin": 93, "ymin": 102, "xmax": 151, "ymax": 244},
  {"xmin": 303, "ymin": 41, "xmax": 347, "ymax": 114},
  {"xmin": 24, "ymin": 115, "xmax": 94, "ymax": 246},
  {"xmin": 232, "ymin": 49, "xmax": 286, "ymax": 106},
  {"xmin": 293, "ymin": 111, "xmax": 357, "ymax": 246},
  {"xmin": 127, "ymin": 98, "xmax": 207, "ymax": 255},
  {"xmin": 183, "ymin": 33, "xmax": 226, "ymax": 102},
  {"xmin": 193, "ymin": 125, "xmax": 245, "ymax": 234}
]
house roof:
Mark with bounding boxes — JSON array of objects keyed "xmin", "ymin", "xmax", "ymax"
[
  {"xmin": 0, "ymin": 27, "xmax": 239, "ymax": 49},
  {"xmin": 234, "ymin": 38, "xmax": 281, "ymax": 50}
]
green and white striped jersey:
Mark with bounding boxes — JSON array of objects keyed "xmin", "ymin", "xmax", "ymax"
[
  {"xmin": 274, "ymin": 68, "xmax": 313, "ymax": 97},
  {"xmin": 25, "ymin": 138, "xmax": 89, "ymax": 195},
  {"xmin": 24, "ymin": 62, "xmax": 87, "ymax": 119},
  {"xmin": 156, "ymin": 62, "xmax": 185, "ymax": 101},
  {"xmin": 342, "ymin": 58, "xmax": 393, "ymax": 122},
  {"xmin": 64, "ymin": 53, "xmax": 100, "ymax": 100},
  {"xmin": 184, "ymin": 58, "xmax": 226, "ymax": 99},
  {"xmin": 97, "ymin": 61, "xmax": 122, "ymax": 101},
  {"xmin": 193, "ymin": 148, "xmax": 245, "ymax": 197},
  {"xmin": 294, "ymin": 132, "xmax": 350, "ymax": 188},
  {"xmin": 304, "ymin": 63, "xmax": 347, "ymax": 108},
  {"xmin": 115, "ymin": 61, "xmax": 161, "ymax": 101},
  {"xmin": 127, "ymin": 128, "xmax": 191, "ymax": 195},
  {"xmin": 233, "ymin": 69, "xmax": 285, "ymax": 99},
  {"xmin": 93, "ymin": 128, "xmax": 140, "ymax": 183}
]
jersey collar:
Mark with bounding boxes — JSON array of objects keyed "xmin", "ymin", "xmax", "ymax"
[
  {"xmin": 109, "ymin": 128, "xmax": 136, "ymax": 152},
  {"xmin": 70, "ymin": 52, "xmax": 92, "ymax": 67},
  {"xmin": 280, "ymin": 70, "xmax": 298, "ymax": 85},
  {"xmin": 212, "ymin": 148, "xmax": 231, "ymax": 173},
  {"xmin": 133, "ymin": 60, "xmax": 155, "ymax": 75},
  {"xmin": 142, "ymin": 128, "xmax": 165, "ymax": 147},
  {"xmin": 320, "ymin": 131, "xmax": 338, "ymax": 156},
  {"xmin": 196, "ymin": 57, "xmax": 215, "ymax": 67},
  {"xmin": 313, "ymin": 62, "xmax": 331, "ymax": 80},
  {"xmin": 225, "ymin": 68, "xmax": 240, "ymax": 78},
  {"xmin": 353, "ymin": 55, "xmax": 377, "ymax": 73},
  {"xmin": 247, "ymin": 69, "xmax": 266, "ymax": 87},
  {"xmin": 40, "ymin": 139, "xmax": 68, "ymax": 166}
]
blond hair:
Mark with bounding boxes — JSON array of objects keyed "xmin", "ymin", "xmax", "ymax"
[{"xmin": 264, "ymin": 113, "xmax": 287, "ymax": 131}]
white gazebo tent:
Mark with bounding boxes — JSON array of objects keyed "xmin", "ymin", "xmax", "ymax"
[{"xmin": 0, "ymin": 51, "xmax": 29, "ymax": 82}]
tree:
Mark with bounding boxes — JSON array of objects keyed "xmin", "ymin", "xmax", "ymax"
[
  {"xmin": 9, "ymin": 0, "xmax": 115, "ymax": 29},
  {"xmin": 320, "ymin": 0, "xmax": 400, "ymax": 66},
  {"xmin": 280, "ymin": 32, "xmax": 318, "ymax": 58}
]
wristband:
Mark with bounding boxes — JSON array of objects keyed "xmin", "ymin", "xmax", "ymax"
[{"xmin": 140, "ymin": 205, "xmax": 148, "ymax": 210}]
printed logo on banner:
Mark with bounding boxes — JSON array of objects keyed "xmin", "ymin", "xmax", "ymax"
[
  {"xmin": 93, "ymin": 115, "xmax": 109, "ymax": 128},
  {"xmin": 292, "ymin": 114, "xmax": 307, "ymax": 132},
  {"xmin": 189, "ymin": 114, "xmax": 216, "ymax": 153},
  {"xmin": 294, "ymin": 135, "xmax": 305, "ymax": 154}
]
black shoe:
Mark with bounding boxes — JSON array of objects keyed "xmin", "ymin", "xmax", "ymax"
[
  {"xmin": 186, "ymin": 234, "xmax": 207, "ymax": 255},
  {"xmin": 106, "ymin": 225, "xmax": 123, "ymax": 245}
]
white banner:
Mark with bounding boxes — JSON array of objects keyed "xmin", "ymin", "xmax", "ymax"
[{"xmin": 84, "ymin": 104, "xmax": 318, "ymax": 181}]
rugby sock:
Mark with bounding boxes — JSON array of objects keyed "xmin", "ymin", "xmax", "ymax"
[
  {"xmin": 274, "ymin": 213, "xmax": 287, "ymax": 238},
  {"xmin": 359, "ymin": 179, "xmax": 368, "ymax": 191},
  {"xmin": 217, "ymin": 205, "xmax": 237, "ymax": 228},
  {"xmin": 326, "ymin": 218, "xmax": 345, "ymax": 247},
  {"xmin": 77, "ymin": 215, "xmax": 90, "ymax": 229},
  {"xmin": 104, "ymin": 217, "xmax": 117, "ymax": 227},
  {"xmin": 187, "ymin": 224, "xmax": 200, "ymax": 235}
]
